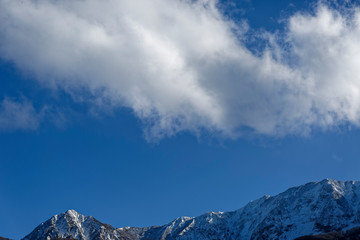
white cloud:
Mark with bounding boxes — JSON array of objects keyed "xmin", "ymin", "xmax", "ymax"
[
  {"xmin": 0, "ymin": 98, "xmax": 42, "ymax": 131},
  {"xmin": 0, "ymin": 0, "xmax": 359, "ymax": 139}
]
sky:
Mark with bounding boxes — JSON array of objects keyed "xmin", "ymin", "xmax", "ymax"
[{"xmin": 1, "ymin": 0, "xmax": 360, "ymax": 238}]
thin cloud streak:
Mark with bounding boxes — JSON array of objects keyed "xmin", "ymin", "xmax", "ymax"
[
  {"xmin": 0, "ymin": 98, "xmax": 42, "ymax": 131},
  {"xmin": 0, "ymin": 0, "xmax": 359, "ymax": 139}
]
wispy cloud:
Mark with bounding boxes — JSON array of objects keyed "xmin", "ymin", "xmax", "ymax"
[
  {"xmin": 0, "ymin": 98, "xmax": 42, "ymax": 131},
  {"xmin": 0, "ymin": 0, "xmax": 359, "ymax": 139}
]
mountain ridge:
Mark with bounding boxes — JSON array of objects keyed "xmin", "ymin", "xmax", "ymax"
[{"xmin": 21, "ymin": 179, "xmax": 360, "ymax": 240}]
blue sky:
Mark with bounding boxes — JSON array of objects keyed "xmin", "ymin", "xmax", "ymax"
[{"xmin": 1, "ymin": 0, "xmax": 360, "ymax": 239}]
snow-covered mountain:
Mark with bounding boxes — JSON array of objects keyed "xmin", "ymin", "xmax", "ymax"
[
  {"xmin": 21, "ymin": 209, "xmax": 126, "ymax": 240},
  {"xmin": 22, "ymin": 179, "xmax": 360, "ymax": 240}
]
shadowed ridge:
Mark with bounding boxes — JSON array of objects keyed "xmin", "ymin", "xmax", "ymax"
[{"xmin": 295, "ymin": 226, "xmax": 360, "ymax": 240}]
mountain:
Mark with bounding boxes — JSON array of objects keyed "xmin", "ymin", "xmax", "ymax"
[
  {"xmin": 22, "ymin": 179, "xmax": 360, "ymax": 240},
  {"xmin": 21, "ymin": 210, "xmax": 128, "ymax": 240}
]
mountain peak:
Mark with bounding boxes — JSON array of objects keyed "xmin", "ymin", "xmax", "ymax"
[
  {"xmin": 65, "ymin": 209, "xmax": 79, "ymax": 215},
  {"xmin": 318, "ymin": 178, "xmax": 344, "ymax": 186},
  {"xmin": 316, "ymin": 179, "xmax": 360, "ymax": 199},
  {"xmin": 317, "ymin": 178, "xmax": 358, "ymax": 185},
  {"xmin": 22, "ymin": 209, "xmax": 121, "ymax": 240},
  {"xmin": 63, "ymin": 209, "xmax": 83, "ymax": 222}
]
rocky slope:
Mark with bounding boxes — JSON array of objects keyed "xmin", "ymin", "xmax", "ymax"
[{"xmin": 22, "ymin": 179, "xmax": 360, "ymax": 240}]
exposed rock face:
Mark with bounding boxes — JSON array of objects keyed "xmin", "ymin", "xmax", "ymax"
[{"xmin": 22, "ymin": 179, "xmax": 360, "ymax": 240}]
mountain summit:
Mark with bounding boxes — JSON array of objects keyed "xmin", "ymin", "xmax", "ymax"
[
  {"xmin": 22, "ymin": 209, "xmax": 122, "ymax": 240},
  {"xmin": 22, "ymin": 179, "xmax": 360, "ymax": 240}
]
